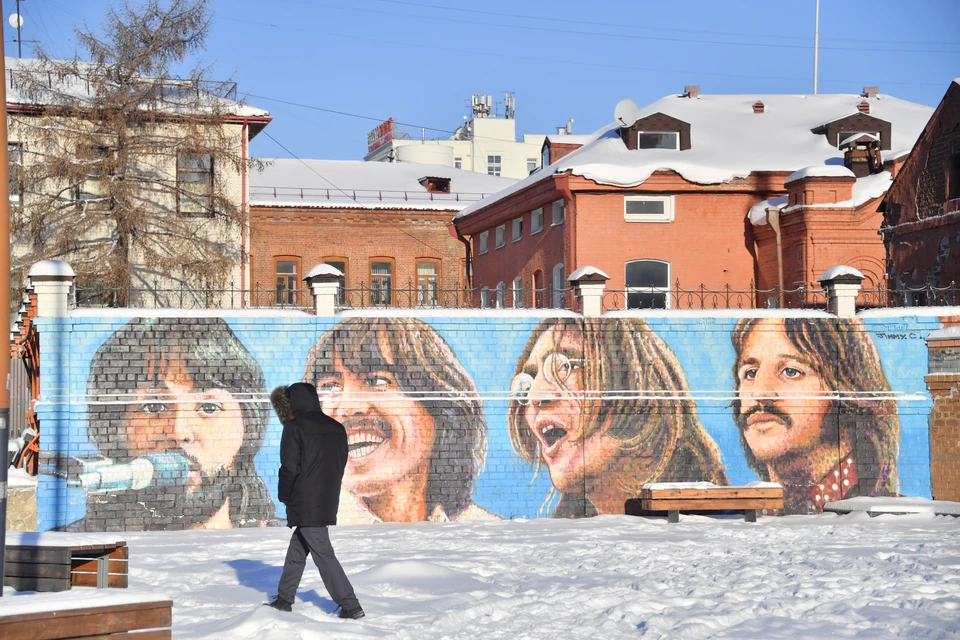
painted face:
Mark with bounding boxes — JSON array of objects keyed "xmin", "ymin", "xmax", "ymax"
[
  {"xmin": 315, "ymin": 351, "xmax": 437, "ymax": 498},
  {"xmin": 513, "ymin": 326, "xmax": 620, "ymax": 493},
  {"xmin": 735, "ymin": 319, "xmax": 831, "ymax": 463},
  {"xmin": 121, "ymin": 360, "xmax": 245, "ymax": 495}
]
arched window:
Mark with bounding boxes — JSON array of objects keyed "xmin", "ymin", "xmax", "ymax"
[
  {"xmin": 552, "ymin": 263, "xmax": 566, "ymax": 309},
  {"xmin": 533, "ymin": 270, "xmax": 544, "ymax": 308},
  {"xmin": 480, "ymin": 287, "xmax": 491, "ymax": 309},
  {"xmin": 512, "ymin": 276, "xmax": 524, "ymax": 308},
  {"xmin": 625, "ymin": 259, "xmax": 670, "ymax": 309},
  {"xmin": 496, "ymin": 282, "xmax": 506, "ymax": 309}
]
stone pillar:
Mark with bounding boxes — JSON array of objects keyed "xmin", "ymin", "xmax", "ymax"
[
  {"xmin": 28, "ymin": 260, "xmax": 76, "ymax": 317},
  {"xmin": 304, "ymin": 263, "xmax": 343, "ymax": 317},
  {"xmin": 925, "ymin": 327, "xmax": 960, "ymax": 502},
  {"xmin": 568, "ymin": 266, "xmax": 610, "ymax": 318},
  {"xmin": 817, "ymin": 265, "xmax": 864, "ymax": 319}
]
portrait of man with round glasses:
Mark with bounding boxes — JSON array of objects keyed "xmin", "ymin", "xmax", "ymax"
[{"xmin": 507, "ymin": 318, "xmax": 728, "ymax": 517}]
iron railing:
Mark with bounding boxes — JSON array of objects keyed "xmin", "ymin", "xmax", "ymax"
[{"xmin": 602, "ymin": 282, "xmax": 827, "ymax": 311}]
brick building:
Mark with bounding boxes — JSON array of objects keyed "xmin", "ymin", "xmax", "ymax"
[
  {"xmin": 249, "ymin": 159, "xmax": 515, "ymax": 306},
  {"xmin": 882, "ymin": 80, "xmax": 960, "ymax": 296},
  {"xmin": 453, "ymin": 87, "xmax": 932, "ymax": 308}
]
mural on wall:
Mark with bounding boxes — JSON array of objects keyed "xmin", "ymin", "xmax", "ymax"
[{"xmin": 36, "ymin": 313, "xmax": 934, "ymax": 531}]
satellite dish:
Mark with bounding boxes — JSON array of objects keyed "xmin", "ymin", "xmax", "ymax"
[
  {"xmin": 9, "ymin": 13, "xmax": 23, "ymax": 29},
  {"xmin": 614, "ymin": 98, "xmax": 639, "ymax": 127}
]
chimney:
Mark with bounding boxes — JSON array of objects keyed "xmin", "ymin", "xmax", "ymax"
[
  {"xmin": 857, "ymin": 100, "xmax": 870, "ymax": 114},
  {"xmin": 753, "ymin": 100, "xmax": 765, "ymax": 114},
  {"xmin": 684, "ymin": 85, "xmax": 700, "ymax": 99},
  {"xmin": 862, "ymin": 86, "xmax": 880, "ymax": 98}
]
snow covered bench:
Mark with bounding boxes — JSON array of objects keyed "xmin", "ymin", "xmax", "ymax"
[
  {"xmin": 3, "ymin": 532, "xmax": 128, "ymax": 592},
  {"xmin": 639, "ymin": 482, "xmax": 784, "ymax": 523},
  {"xmin": 0, "ymin": 591, "xmax": 171, "ymax": 640}
]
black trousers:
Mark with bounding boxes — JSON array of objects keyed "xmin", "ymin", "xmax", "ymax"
[{"xmin": 276, "ymin": 526, "xmax": 360, "ymax": 610}]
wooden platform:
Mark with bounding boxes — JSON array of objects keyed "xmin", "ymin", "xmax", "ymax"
[
  {"xmin": 639, "ymin": 484, "xmax": 785, "ymax": 523},
  {"xmin": 0, "ymin": 593, "xmax": 171, "ymax": 640},
  {"xmin": 4, "ymin": 534, "xmax": 128, "ymax": 592}
]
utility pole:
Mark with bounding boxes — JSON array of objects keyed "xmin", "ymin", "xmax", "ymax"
[
  {"xmin": 0, "ymin": 0, "xmax": 12, "ymax": 598},
  {"xmin": 813, "ymin": 0, "xmax": 820, "ymax": 95},
  {"xmin": 15, "ymin": 0, "xmax": 21, "ymax": 58}
]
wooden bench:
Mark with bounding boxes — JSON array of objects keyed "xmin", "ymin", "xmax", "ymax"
[
  {"xmin": 4, "ymin": 533, "xmax": 128, "ymax": 592},
  {"xmin": 0, "ymin": 592, "xmax": 171, "ymax": 640},
  {"xmin": 640, "ymin": 482, "xmax": 784, "ymax": 523}
]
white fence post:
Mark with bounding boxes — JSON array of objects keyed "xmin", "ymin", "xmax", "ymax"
[
  {"xmin": 818, "ymin": 265, "xmax": 864, "ymax": 319},
  {"xmin": 28, "ymin": 260, "xmax": 76, "ymax": 317},
  {"xmin": 304, "ymin": 263, "xmax": 343, "ymax": 316},
  {"xmin": 569, "ymin": 266, "xmax": 610, "ymax": 318}
]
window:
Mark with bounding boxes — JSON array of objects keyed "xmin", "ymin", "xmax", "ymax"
[
  {"xmin": 78, "ymin": 146, "xmax": 113, "ymax": 211},
  {"xmin": 512, "ymin": 276, "xmax": 524, "ymax": 308},
  {"xmin": 527, "ymin": 158, "xmax": 537, "ymax": 173},
  {"xmin": 322, "ymin": 258, "xmax": 347, "ymax": 305},
  {"xmin": 625, "ymin": 259, "xmax": 670, "ymax": 309},
  {"xmin": 531, "ymin": 208, "xmax": 543, "ymax": 234},
  {"xmin": 275, "ymin": 258, "xmax": 299, "ymax": 306},
  {"xmin": 541, "ymin": 145, "xmax": 551, "ymax": 169},
  {"xmin": 511, "ymin": 217, "xmax": 523, "ymax": 242},
  {"xmin": 496, "ymin": 282, "xmax": 506, "ymax": 309},
  {"xmin": 478, "ymin": 231, "xmax": 489, "ymax": 254},
  {"xmin": 177, "ymin": 152, "xmax": 213, "ymax": 215},
  {"xmin": 533, "ymin": 270, "xmax": 544, "ymax": 308},
  {"xmin": 487, "ymin": 155, "xmax": 502, "ymax": 176},
  {"xmin": 624, "ymin": 195, "xmax": 675, "ymax": 222},
  {"xmin": 946, "ymin": 153, "xmax": 960, "ymax": 201},
  {"xmin": 637, "ymin": 132, "xmax": 679, "ymax": 150},
  {"xmin": 370, "ymin": 260, "xmax": 393, "ymax": 305},
  {"xmin": 551, "ymin": 199, "xmax": 565, "ymax": 226},
  {"xmin": 417, "ymin": 260, "xmax": 439, "ymax": 306},
  {"xmin": 480, "ymin": 287, "xmax": 491, "ymax": 309},
  {"xmin": 454, "ymin": 157, "xmax": 462, "ymax": 169},
  {"xmin": 552, "ymin": 264, "xmax": 566, "ymax": 309},
  {"xmin": 495, "ymin": 224, "xmax": 506, "ymax": 248},
  {"xmin": 8, "ymin": 143, "xmax": 22, "ymax": 207}
]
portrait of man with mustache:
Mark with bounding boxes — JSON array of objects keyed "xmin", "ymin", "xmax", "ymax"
[
  {"xmin": 730, "ymin": 317, "xmax": 900, "ymax": 514},
  {"xmin": 302, "ymin": 318, "xmax": 494, "ymax": 523}
]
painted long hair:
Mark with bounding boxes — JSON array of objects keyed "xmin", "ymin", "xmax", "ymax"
[
  {"xmin": 85, "ymin": 317, "xmax": 274, "ymax": 528},
  {"xmin": 507, "ymin": 317, "xmax": 728, "ymax": 517},
  {"xmin": 304, "ymin": 317, "xmax": 486, "ymax": 520},
  {"xmin": 730, "ymin": 317, "xmax": 899, "ymax": 497}
]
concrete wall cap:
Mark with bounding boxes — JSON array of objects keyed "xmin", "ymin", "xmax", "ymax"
[
  {"xmin": 28, "ymin": 260, "xmax": 76, "ymax": 278},
  {"xmin": 304, "ymin": 263, "xmax": 344, "ymax": 280},
  {"xmin": 927, "ymin": 327, "xmax": 960, "ymax": 342},
  {"xmin": 818, "ymin": 265, "xmax": 865, "ymax": 283}
]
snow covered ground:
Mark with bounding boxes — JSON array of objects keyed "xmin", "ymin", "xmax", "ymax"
[{"xmin": 3, "ymin": 503, "xmax": 960, "ymax": 639}]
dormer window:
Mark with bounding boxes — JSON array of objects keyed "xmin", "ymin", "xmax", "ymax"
[
  {"xmin": 637, "ymin": 131, "xmax": 679, "ymax": 150},
  {"xmin": 418, "ymin": 176, "xmax": 451, "ymax": 193}
]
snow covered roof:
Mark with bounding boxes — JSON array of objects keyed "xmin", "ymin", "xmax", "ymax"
[
  {"xmin": 5, "ymin": 56, "xmax": 268, "ymax": 118},
  {"xmin": 751, "ymin": 171, "xmax": 894, "ymax": 225},
  {"xmin": 456, "ymin": 92, "xmax": 933, "ymax": 220},
  {"xmin": 786, "ymin": 165, "xmax": 856, "ymax": 183},
  {"xmin": 250, "ymin": 159, "xmax": 517, "ymax": 211},
  {"xmin": 839, "ymin": 132, "xmax": 880, "ymax": 147},
  {"xmin": 544, "ymin": 134, "xmax": 593, "ymax": 145}
]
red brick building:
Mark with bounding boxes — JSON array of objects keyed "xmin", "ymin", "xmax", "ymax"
[
  {"xmin": 249, "ymin": 159, "xmax": 514, "ymax": 306},
  {"xmin": 454, "ymin": 88, "xmax": 932, "ymax": 308},
  {"xmin": 882, "ymin": 80, "xmax": 960, "ymax": 298}
]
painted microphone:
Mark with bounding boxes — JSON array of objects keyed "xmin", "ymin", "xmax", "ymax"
[{"xmin": 69, "ymin": 453, "xmax": 191, "ymax": 492}]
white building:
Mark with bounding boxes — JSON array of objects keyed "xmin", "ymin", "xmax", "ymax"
[{"xmin": 364, "ymin": 93, "xmax": 572, "ymax": 180}]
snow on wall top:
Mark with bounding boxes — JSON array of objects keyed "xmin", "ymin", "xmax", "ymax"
[
  {"xmin": 748, "ymin": 195, "xmax": 789, "ymax": 225},
  {"xmin": 786, "ymin": 165, "xmax": 856, "ymax": 183},
  {"xmin": 456, "ymin": 92, "xmax": 932, "ymax": 220},
  {"xmin": 5, "ymin": 56, "xmax": 268, "ymax": 118},
  {"xmin": 818, "ymin": 265, "xmax": 865, "ymax": 282},
  {"xmin": 250, "ymin": 159, "xmax": 517, "ymax": 211},
  {"xmin": 568, "ymin": 265, "xmax": 611, "ymax": 281}
]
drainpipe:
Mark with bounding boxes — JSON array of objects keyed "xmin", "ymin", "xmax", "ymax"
[
  {"xmin": 456, "ymin": 228, "xmax": 473, "ymax": 288},
  {"xmin": 240, "ymin": 118, "xmax": 248, "ymax": 308},
  {"xmin": 768, "ymin": 207, "xmax": 784, "ymax": 293},
  {"xmin": 556, "ymin": 174, "xmax": 577, "ymax": 280}
]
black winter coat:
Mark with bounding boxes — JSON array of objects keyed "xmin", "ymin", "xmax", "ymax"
[{"xmin": 278, "ymin": 383, "xmax": 348, "ymax": 527}]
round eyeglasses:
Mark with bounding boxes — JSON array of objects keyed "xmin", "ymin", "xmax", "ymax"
[{"xmin": 510, "ymin": 353, "xmax": 582, "ymax": 406}]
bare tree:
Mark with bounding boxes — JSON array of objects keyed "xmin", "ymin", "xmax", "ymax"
[{"xmin": 8, "ymin": 0, "xmax": 260, "ymax": 307}]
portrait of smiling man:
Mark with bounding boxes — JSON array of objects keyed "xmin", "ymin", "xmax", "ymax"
[
  {"xmin": 302, "ymin": 317, "xmax": 492, "ymax": 523},
  {"xmin": 69, "ymin": 317, "xmax": 275, "ymax": 531},
  {"xmin": 731, "ymin": 317, "xmax": 900, "ymax": 514}
]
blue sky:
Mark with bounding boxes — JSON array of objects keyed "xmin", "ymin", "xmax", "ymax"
[{"xmin": 4, "ymin": 0, "xmax": 958, "ymax": 161}]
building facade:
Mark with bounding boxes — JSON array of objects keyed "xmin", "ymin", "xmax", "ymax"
[{"xmin": 453, "ymin": 87, "xmax": 932, "ymax": 308}]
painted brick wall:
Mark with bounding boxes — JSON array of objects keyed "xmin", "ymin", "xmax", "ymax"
[{"xmin": 31, "ymin": 309, "xmax": 942, "ymax": 531}]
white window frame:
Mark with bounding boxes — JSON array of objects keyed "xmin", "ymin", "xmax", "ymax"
[
  {"xmin": 478, "ymin": 230, "xmax": 489, "ymax": 255},
  {"xmin": 551, "ymin": 199, "xmax": 565, "ymax": 226},
  {"xmin": 531, "ymin": 208, "xmax": 544, "ymax": 234},
  {"xmin": 496, "ymin": 282, "xmax": 506, "ymax": 309},
  {"xmin": 512, "ymin": 276, "xmax": 524, "ymax": 308},
  {"xmin": 625, "ymin": 259, "xmax": 671, "ymax": 309},
  {"xmin": 624, "ymin": 195, "xmax": 675, "ymax": 223},
  {"xmin": 480, "ymin": 287, "xmax": 491, "ymax": 308},
  {"xmin": 552, "ymin": 263, "xmax": 566, "ymax": 309},
  {"xmin": 454, "ymin": 157, "xmax": 462, "ymax": 169},
  {"xmin": 487, "ymin": 154, "xmax": 502, "ymax": 176},
  {"xmin": 637, "ymin": 131, "xmax": 679, "ymax": 150},
  {"xmin": 495, "ymin": 224, "xmax": 506, "ymax": 248},
  {"xmin": 511, "ymin": 217, "xmax": 523, "ymax": 242}
]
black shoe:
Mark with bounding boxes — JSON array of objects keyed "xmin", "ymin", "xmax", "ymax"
[
  {"xmin": 265, "ymin": 597, "xmax": 293, "ymax": 612},
  {"xmin": 338, "ymin": 606, "xmax": 365, "ymax": 619}
]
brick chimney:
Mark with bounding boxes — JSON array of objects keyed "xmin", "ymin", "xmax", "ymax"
[
  {"xmin": 862, "ymin": 86, "xmax": 880, "ymax": 98},
  {"xmin": 684, "ymin": 85, "xmax": 700, "ymax": 98},
  {"xmin": 857, "ymin": 100, "xmax": 870, "ymax": 114},
  {"xmin": 753, "ymin": 100, "xmax": 765, "ymax": 114}
]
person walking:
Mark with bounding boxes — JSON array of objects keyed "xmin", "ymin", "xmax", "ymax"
[{"xmin": 266, "ymin": 383, "xmax": 365, "ymax": 619}]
